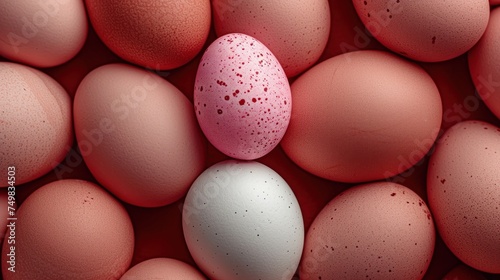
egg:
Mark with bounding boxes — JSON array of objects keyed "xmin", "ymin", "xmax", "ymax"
[
  {"xmin": 194, "ymin": 33, "xmax": 291, "ymax": 160},
  {"xmin": 281, "ymin": 50, "xmax": 442, "ymax": 183},
  {"xmin": 352, "ymin": 0, "xmax": 490, "ymax": 62},
  {"xmin": 0, "ymin": 0, "xmax": 87, "ymax": 67},
  {"xmin": 0, "ymin": 190, "xmax": 7, "ymax": 240},
  {"xmin": 300, "ymin": 182, "xmax": 435, "ymax": 280},
  {"xmin": 1, "ymin": 179, "xmax": 134, "ymax": 279},
  {"xmin": 212, "ymin": 0, "xmax": 331, "ymax": 77},
  {"xmin": 491, "ymin": 0, "xmax": 500, "ymax": 6},
  {"xmin": 468, "ymin": 7, "xmax": 500, "ymax": 121},
  {"xmin": 427, "ymin": 120, "xmax": 500, "ymax": 273},
  {"xmin": 74, "ymin": 63, "xmax": 206, "ymax": 207},
  {"xmin": 0, "ymin": 62, "xmax": 73, "ymax": 187},
  {"xmin": 85, "ymin": 0, "xmax": 211, "ymax": 70},
  {"xmin": 443, "ymin": 265, "xmax": 488, "ymax": 280},
  {"xmin": 120, "ymin": 258, "xmax": 206, "ymax": 280},
  {"xmin": 182, "ymin": 160, "xmax": 303, "ymax": 280}
]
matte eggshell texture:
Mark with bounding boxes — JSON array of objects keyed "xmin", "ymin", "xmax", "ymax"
[
  {"xmin": 352, "ymin": 0, "xmax": 490, "ymax": 62},
  {"xmin": 469, "ymin": 7, "xmax": 500, "ymax": 121},
  {"xmin": 1, "ymin": 179, "xmax": 134, "ymax": 280},
  {"xmin": 300, "ymin": 182, "xmax": 435, "ymax": 280},
  {"xmin": 427, "ymin": 121, "xmax": 500, "ymax": 273},
  {"xmin": 0, "ymin": 0, "xmax": 88, "ymax": 67},
  {"xmin": 0, "ymin": 62, "xmax": 73, "ymax": 187},
  {"xmin": 213, "ymin": 0, "xmax": 331, "ymax": 78},
  {"xmin": 120, "ymin": 258, "xmax": 206, "ymax": 280},
  {"xmin": 194, "ymin": 33, "xmax": 291, "ymax": 160},
  {"xmin": 443, "ymin": 265, "xmax": 488, "ymax": 280},
  {"xmin": 281, "ymin": 50, "xmax": 442, "ymax": 183},
  {"xmin": 74, "ymin": 63, "xmax": 205, "ymax": 207},
  {"xmin": 85, "ymin": 0, "xmax": 211, "ymax": 70},
  {"xmin": 182, "ymin": 160, "xmax": 303, "ymax": 280}
]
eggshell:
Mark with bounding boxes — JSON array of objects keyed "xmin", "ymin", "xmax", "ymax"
[
  {"xmin": 442, "ymin": 264, "xmax": 487, "ymax": 280},
  {"xmin": 120, "ymin": 258, "xmax": 206, "ymax": 280},
  {"xmin": 182, "ymin": 160, "xmax": 303, "ymax": 280},
  {"xmin": 352, "ymin": 0, "xmax": 490, "ymax": 62},
  {"xmin": 85, "ymin": 0, "xmax": 211, "ymax": 70},
  {"xmin": 0, "ymin": 62, "xmax": 73, "ymax": 187},
  {"xmin": 0, "ymin": 0, "xmax": 87, "ymax": 67},
  {"xmin": 427, "ymin": 120, "xmax": 500, "ymax": 273},
  {"xmin": 468, "ymin": 7, "xmax": 500, "ymax": 121},
  {"xmin": 213, "ymin": 0, "xmax": 330, "ymax": 77},
  {"xmin": 300, "ymin": 182, "xmax": 435, "ymax": 280},
  {"xmin": 74, "ymin": 63, "xmax": 206, "ymax": 207},
  {"xmin": 491, "ymin": 0, "xmax": 500, "ymax": 6},
  {"xmin": 281, "ymin": 50, "xmax": 442, "ymax": 183},
  {"xmin": 1, "ymin": 179, "xmax": 134, "ymax": 279},
  {"xmin": 194, "ymin": 33, "xmax": 291, "ymax": 160}
]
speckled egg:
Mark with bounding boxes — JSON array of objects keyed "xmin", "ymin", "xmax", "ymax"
[
  {"xmin": 0, "ymin": 62, "xmax": 73, "ymax": 187},
  {"xmin": 469, "ymin": 7, "xmax": 500, "ymax": 121},
  {"xmin": 1, "ymin": 179, "xmax": 135, "ymax": 279},
  {"xmin": 352, "ymin": 0, "xmax": 490, "ymax": 62},
  {"xmin": 194, "ymin": 33, "xmax": 291, "ymax": 160},
  {"xmin": 300, "ymin": 182, "xmax": 435, "ymax": 280},
  {"xmin": 212, "ymin": 0, "xmax": 331, "ymax": 77},
  {"xmin": 427, "ymin": 121, "xmax": 500, "ymax": 273},
  {"xmin": 182, "ymin": 160, "xmax": 303, "ymax": 280},
  {"xmin": 120, "ymin": 258, "xmax": 206, "ymax": 280}
]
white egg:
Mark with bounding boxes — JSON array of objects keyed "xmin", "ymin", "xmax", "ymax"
[{"xmin": 182, "ymin": 160, "xmax": 304, "ymax": 280}]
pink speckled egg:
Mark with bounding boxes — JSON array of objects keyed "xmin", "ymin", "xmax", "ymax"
[
  {"xmin": 120, "ymin": 258, "xmax": 206, "ymax": 280},
  {"xmin": 194, "ymin": 33, "xmax": 291, "ymax": 160},
  {"xmin": 0, "ymin": 62, "xmax": 73, "ymax": 187},
  {"xmin": 469, "ymin": 7, "xmax": 500, "ymax": 121},
  {"xmin": 213, "ymin": 0, "xmax": 331, "ymax": 77},
  {"xmin": 427, "ymin": 121, "xmax": 500, "ymax": 273},
  {"xmin": 300, "ymin": 182, "xmax": 435, "ymax": 280},
  {"xmin": 1, "ymin": 179, "xmax": 134, "ymax": 279},
  {"xmin": 352, "ymin": 0, "xmax": 490, "ymax": 62}
]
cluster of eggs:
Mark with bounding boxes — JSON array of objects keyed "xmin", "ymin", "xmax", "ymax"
[{"xmin": 0, "ymin": 0, "xmax": 499, "ymax": 279}]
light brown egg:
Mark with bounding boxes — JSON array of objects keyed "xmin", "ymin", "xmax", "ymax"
[
  {"xmin": 120, "ymin": 258, "xmax": 206, "ymax": 280},
  {"xmin": 85, "ymin": 0, "xmax": 211, "ymax": 70},
  {"xmin": 212, "ymin": 0, "xmax": 330, "ymax": 77},
  {"xmin": 1, "ymin": 179, "xmax": 134, "ymax": 279},
  {"xmin": 0, "ymin": 62, "xmax": 72, "ymax": 187},
  {"xmin": 352, "ymin": 0, "xmax": 490, "ymax": 62},
  {"xmin": 300, "ymin": 182, "xmax": 435, "ymax": 280},
  {"xmin": 428, "ymin": 120, "xmax": 500, "ymax": 273},
  {"xmin": 74, "ymin": 63, "xmax": 206, "ymax": 207},
  {"xmin": 281, "ymin": 50, "xmax": 442, "ymax": 183}
]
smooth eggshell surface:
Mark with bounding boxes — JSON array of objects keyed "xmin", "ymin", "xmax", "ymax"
[
  {"xmin": 194, "ymin": 33, "xmax": 291, "ymax": 160},
  {"xmin": 0, "ymin": 0, "xmax": 88, "ymax": 67},
  {"xmin": 468, "ymin": 7, "xmax": 500, "ymax": 121},
  {"xmin": 1, "ymin": 179, "xmax": 134, "ymax": 279},
  {"xmin": 0, "ymin": 62, "xmax": 73, "ymax": 187},
  {"xmin": 120, "ymin": 258, "xmax": 206, "ymax": 280},
  {"xmin": 85, "ymin": 0, "xmax": 211, "ymax": 70},
  {"xmin": 300, "ymin": 182, "xmax": 435, "ymax": 280},
  {"xmin": 74, "ymin": 63, "xmax": 206, "ymax": 207},
  {"xmin": 182, "ymin": 160, "xmax": 303, "ymax": 280},
  {"xmin": 281, "ymin": 50, "xmax": 442, "ymax": 183},
  {"xmin": 213, "ymin": 0, "xmax": 331, "ymax": 77},
  {"xmin": 427, "ymin": 121, "xmax": 500, "ymax": 273},
  {"xmin": 352, "ymin": 0, "xmax": 490, "ymax": 62}
]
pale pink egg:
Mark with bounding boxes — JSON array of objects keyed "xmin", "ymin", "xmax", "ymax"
[
  {"xmin": 0, "ymin": 62, "xmax": 73, "ymax": 187},
  {"xmin": 1, "ymin": 179, "xmax": 134, "ymax": 279},
  {"xmin": 427, "ymin": 121, "xmax": 500, "ymax": 273},
  {"xmin": 469, "ymin": 7, "xmax": 500, "ymax": 121},
  {"xmin": 194, "ymin": 33, "xmax": 291, "ymax": 160},
  {"xmin": 0, "ymin": 0, "xmax": 88, "ymax": 67},
  {"xmin": 352, "ymin": 0, "xmax": 490, "ymax": 62},
  {"xmin": 300, "ymin": 182, "xmax": 435, "ymax": 280},
  {"xmin": 120, "ymin": 258, "xmax": 206, "ymax": 280}
]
